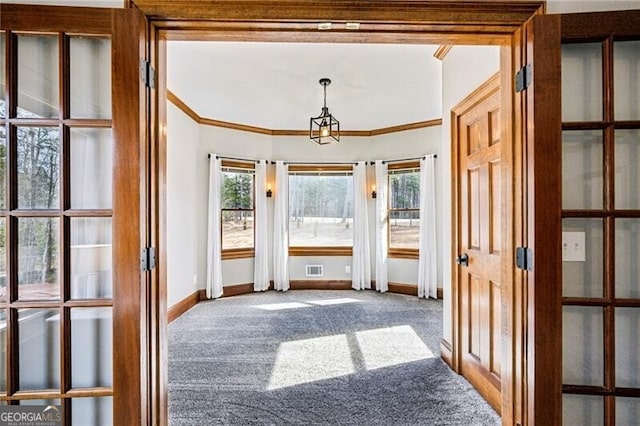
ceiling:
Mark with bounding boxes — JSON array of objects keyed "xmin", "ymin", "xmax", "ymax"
[{"xmin": 167, "ymin": 42, "xmax": 442, "ymax": 131}]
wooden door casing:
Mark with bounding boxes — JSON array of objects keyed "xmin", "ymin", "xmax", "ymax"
[{"xmin": 454, "ymin": 73, "xmax": 502, "ymax": 413}]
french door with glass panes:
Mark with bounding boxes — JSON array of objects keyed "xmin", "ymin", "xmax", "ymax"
[
  {"xmin": 0, "ymin": 5, "xmax": 149, "ymax": 425},
  {"xmin": 525, "ymin": 10, "xmax": 640, "ymax": 425}
]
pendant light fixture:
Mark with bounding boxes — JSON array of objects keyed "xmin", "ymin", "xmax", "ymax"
[{"xmin": 310, "ymin": 78, "xmax": 340, "ymax": 145}]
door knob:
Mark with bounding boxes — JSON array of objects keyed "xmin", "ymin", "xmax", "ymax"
[{"xmin": 456, "ymin": 253, "xmax": 469, "ymax": 267}]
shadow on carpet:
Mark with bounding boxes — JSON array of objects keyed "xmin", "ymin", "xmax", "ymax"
[{"xmin": 168, "ymin": 290, "xmax": 500, "ymax": 425}]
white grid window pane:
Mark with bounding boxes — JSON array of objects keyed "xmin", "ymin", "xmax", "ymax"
[
  {"xmin": 562, "ymin": 43, "xmax": 603, "ymax": 122},
  {"xmin": 70, "ymin": 37, "xmax": 111, "ymax": 119},
  {"xmin": 614, "ymin": 41, "xmax": 640, "ymax": 121},
  {"xmin": 17, "ymin": 35, "xmax": 59, "ymax": 119},
  {"xmin": 563, "ymin": 306, "xmax": 604, "ymax": 386},
  {"xmin": 562, "ymin": 130, "xmax": 603, "ymax": 210},
  {"xmin": 563, "ymin": 394, "xmax": 603, "ymax": 426},
  {"xmin": 562, "ymin": 219, "xmax": 604, "ymax": 298},
  {"xmin": 615, "ymin": 308, "xmax": 640, "ymax": 388}
]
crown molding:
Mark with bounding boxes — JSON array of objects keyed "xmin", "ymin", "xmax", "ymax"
[{"xmin": 167, "ymin": 90, "xmax": 441, "ymax": 137}]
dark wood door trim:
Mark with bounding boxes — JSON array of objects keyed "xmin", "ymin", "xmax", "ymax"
[
  {"xmin": 112, "ymin": 6, "xmax": 150, "ymax": 426},
  {"xmin": 522, "ymin": 15, "xmax": 563, "ymax": 425},
  {"xmin": 500, "ymin": 29, "xmax": 521, "ymax": 426},
  {"xmin": 140, "ymin": 0, "xmax": 545, "ymax": 46},
  {"xmin": 147, "ymin": 3, "xmax": 547, "ymax": 426},
  {"xmin": 135, "ymin": 0, "xmax": 544, "ymax": 30}
]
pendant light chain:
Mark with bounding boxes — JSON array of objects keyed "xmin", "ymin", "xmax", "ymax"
[{"xmin": 323, "ymin": 83, "xmax": 327, "ymax": 113}]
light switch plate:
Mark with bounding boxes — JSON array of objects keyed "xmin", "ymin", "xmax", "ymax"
[{"xmin": 562, "ymin": 232, "xmax": 586, "ymax": 262}]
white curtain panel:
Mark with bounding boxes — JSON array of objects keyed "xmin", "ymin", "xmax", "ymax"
[
  {"xmin": 206, "ymin": 154, "xmax": 223, "ymax": 299},
  {"xmin": 374, "ymin": 160, "xmax": 389, "ymax": 293},
  {"xmin": 273, "ymin": 161, "xmax": 290, "ymax": 291},
  {"xmin": 352, "ymin": 162, "xmax": 371, "ymax": 290},
  {"xmin": 254, "ymin": 160, "xmax": 270, "ymax": 292},
  {"xmin": 418, "ymin": 156, "xmax": 437, "ymax": 299}
]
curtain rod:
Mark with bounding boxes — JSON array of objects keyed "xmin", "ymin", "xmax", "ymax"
[
  {"xmin": 374, "ymin": 154, "xmax": 437, "ymax": 165},
  {"xmin": 207, "ymin": 154, "xmax": 436, "ymax": 165},
  {"xmin": 207, "ymin": 154, "xmax": 274, "ymax": 164},
  {"xmin": 283, "ymin": 161, "xmax": 359, "ymax": 165}
]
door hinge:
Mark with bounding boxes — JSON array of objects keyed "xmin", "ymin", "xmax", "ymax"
[
  {"xmin": 516, "ymin": 246, "xmax": 533, "ymax": 271},
  {"xmin": 140, "ymin": 59, "xmax": 155, "ymax": 89},
  {"xmin": 141, "ymin": 247, "xmax": 156, "ymax": 271},
  {"xmin": 515, "ymin": 63, "xmax": 532, "ymax": 93}
]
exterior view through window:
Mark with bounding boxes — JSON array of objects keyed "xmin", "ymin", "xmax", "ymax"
[
  {"xmin": 289, "ymin": 172, "xmax": 353, "ymax": 247},
  {"xmin": 0, "ymin": 30, "xmax": 116, "ymax": 418},
  {"xmin": 221, "ymin": 166, "xmax": 255, "ymax": 252},
  {"xmin": 389, "ymin": 167, "xmax": 420, "ymax": 254}
]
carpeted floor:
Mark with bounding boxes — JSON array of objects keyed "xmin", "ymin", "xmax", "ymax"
[{"xmin": 168, "ymin": 290, "xmax": 500, "ymax": 425}]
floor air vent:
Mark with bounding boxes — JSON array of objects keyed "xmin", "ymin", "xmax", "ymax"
[{"xmin": 305, "ymin": 264, "xmax": 324, "ymax": 277}]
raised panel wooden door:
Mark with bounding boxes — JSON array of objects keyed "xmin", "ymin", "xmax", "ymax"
[{"xmin": 455, "ymin": 74, "xmax": 501, "ymax": 413}]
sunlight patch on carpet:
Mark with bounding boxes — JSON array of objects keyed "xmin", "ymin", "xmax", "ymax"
[
  {"xmin": 253, "ymin": 302, "xmax": 312, "ymax": 311},
  {"xmin": 305, "ymin": 298, "xmax": 361, "ymax": 306},
  {"xmin": 267, "ymin": 334, "xmax": 354, "ymax": 390},
  {"xmin": 356, "ymin": 325, "xmax": 435, "ymax": 370},
  {"xmin": 267, "ymin": 325, "xmax": 434, "ymax": 390}
]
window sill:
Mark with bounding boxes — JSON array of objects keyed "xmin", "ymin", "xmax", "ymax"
[
  {"xmin": 222, "ymin": 248, "xmax": 255, "ymax": 260},
  {"xmin": 289, "ymin": 247, "xmax": 353, "ymax": 256},
  {"xmin": 388, "ymin": 249, "xmax": 419, "ymax": 260}
]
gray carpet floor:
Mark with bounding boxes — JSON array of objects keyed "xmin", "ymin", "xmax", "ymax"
[{"xmin": 168, "ymin": 290, "xmax": 500, "ymax": 425}]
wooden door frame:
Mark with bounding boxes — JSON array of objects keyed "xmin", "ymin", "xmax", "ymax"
[
  {"xmin": 136, "ymin": 1, "xmax": 553, "ymax": 425},
  {"xmin": 112, "ymin": 7, "xmax": 153, "ymax": 425}
]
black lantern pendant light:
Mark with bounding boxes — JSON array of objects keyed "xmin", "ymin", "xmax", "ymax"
[{"xmin": 310, "ymin": 78, "xmax": 340, "ymax": 145}]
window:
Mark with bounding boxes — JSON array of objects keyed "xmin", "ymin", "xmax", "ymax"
[
  {"xmin": 221, "ymin": 161, "xmax": 255, "ymax": 259},
  {"xmin": 288, "ymin": 166, "xmax": 353, "ymax": 255},
  {"xmin": 0, "ymin": 27, "xmax": 115, "ymax": 414},
  {"xmin": 388, "ymin": 162, "xmax": 420, "ymax": 258}
]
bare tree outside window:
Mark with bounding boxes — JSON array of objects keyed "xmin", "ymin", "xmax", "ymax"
[
  {"xmin": 0, "ymin": 220, "xmax": 5, "ymax": 301},
  {"xmin": 15, "ymin": 122, "xmax": 60, "ymax": 300},
  {"xmin": 0, "ymin": 125, "xmax": 6, "ymax": 209},
  {"xmin": 389, "ymin": 168, "xmax": 420, "ymax": 250},
  {"xmin": 289, "ymin": 173, "xmax": 353, "ymax": 247},
  {"xmin": 221, "ymin": 168, "xmax": 255, "ymax": 250}
]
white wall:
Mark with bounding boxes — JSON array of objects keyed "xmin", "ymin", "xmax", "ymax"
[
  {"xmin": 436, "ymin": 0, "xmax": 640, "ymax": 344},
  {"xmin": 370, "ymin": 130, "xmax": 443, "ymax": 286},
  {"xmin": 272, "ymin": 129, "xmax": 442, "ymax": 285},
  {"xmin": 440, "ymin": 46, "xmax": 500, "ymax": 345},
  {"xmin": 165, "ymin": 119, "xmax": 443, "ymax": 305},
  {"xmin": 164, "ymin": 1, "xmax": 640, "ymax": 313},
  {"xmin": 197, "ymin": 127, "xmax": 273, "ymax": 288},
  {"xmin": 546, "ymin": 0, "xmax": 640, "ymax": 13},
  {"xmin": 166, "ymin": 103, "xmax": 201, "ymax": 307}
]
